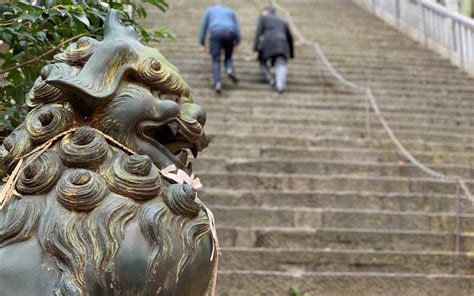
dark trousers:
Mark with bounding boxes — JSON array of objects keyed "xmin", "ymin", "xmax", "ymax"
[
  {"xmin": 260, "ymin": 55, "xmax": 288, "ymax": 91},
  {"xmin": 209, "ymin": 29, "xmax": 237, "ymax": 85}
]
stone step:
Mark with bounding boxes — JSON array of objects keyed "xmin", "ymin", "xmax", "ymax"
[
  {"xmin": 219, "ymin": 247, "xmax": 473, "ymax": 274},
  {"xmin": 200, "ymin": 100, "xmax": 474, "ymax": 124},
  {"xmin": 161, "ymin": 41, "xmax": 452, "ymax": 61},
  {"xmin": 202, "ymin": 144, "xmax": 474, "ymax": 167},
  {"xmin": 165, "ymin": 34, "xmax": 425, "ymax": 47},
  {"xmin": 163, "ymin": 53, "xmax": 469, "ymax": 82},
  {"xmin": 210, "ymin": 205, "xmax": 474, "ymax": 232},
  {"xmin": 160, "ymin": 39, "xmax": 455, "ymax": 62},
  {"xmin": 216, "ymin": 270, "xmax": 474, "ymax": 296},
  {"xmin": 163, "ymin": 52, "xmax": 448, "ymax": 75},
  {"xmin": 167, "ymin": 58, "xmax": 471, "ymax": 83},
  {"xmin": 326, "ymin": 60, "xmax": 466, "ymax": 76},
  {"xmin": 166, "ymin": 30, "xmax": 418, "ymax": 43},
  {"xmin": 201, "ymin": 106, "xmax": 474, "ymax": 130},
  {"xmin": 184, "ymin": 73, "xmax": 473, "ymax": 98},
  {"xmin": 160, "ymin": 48, "xmax": 460, "ymax": 72},
  {"xmin": 202, "ymin": 121, "xmax": 474, "ymax": 145},
  {"xmin": 164, "ymin": 58, "xmax": 462, "ymax": 83},
  {"xmin": 203, "ymin": 104, "xmax": 474, "ymax": 126},
  {"xmin": 206, "ymin": 132, "xmax": 474, "ymax": 154},
  {"xmin": 192, "ymin": 88, "xmax": 474, "ymax": 108},
  {"xmin": 173, "ymin": 66, "xmax": 474, "ymax": 94},
  {"xmin": 204, "ymin": 114, "xmax": 474, "ymax": 136},
  {"xmin": 197, "ymin": 172, "xmax": 470, "ymax": 194},
  {"xmin": 197, "ymin": 93, "xmax": 474, "ymax": 114},
  {"xmin": 217, "ymin": 226, "xmax": 474, "ymax": 251},
  {"xmin": 184, "ymin": 77, "xmax": 360, "ymax": 95},
  {"xmin": 183, "ymin": 75, "xmax": 474, "ymax": 97},
  {"xmin": 159, "ymin": 34, "xmax": 448, "ymax": 55},
  {"xmin": 194, "ymin": 157, "xmax": 474, "ymax": 178},
  {"xmin": 158, "ymin": 37, "xmax": 444, "ymax": 55},
  {"xmin": 199, "ymin": 188, "xmax": 474, "ymax": 214},
  {"xmin": 159, "ymin": 45, "xmax": 460, "ymax": 72}
]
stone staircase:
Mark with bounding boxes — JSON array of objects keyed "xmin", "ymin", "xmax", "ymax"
[{"xmin": 144, "ymin": 0, "xmax": 474, "ymax": 295}]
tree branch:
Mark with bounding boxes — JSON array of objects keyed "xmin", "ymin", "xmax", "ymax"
[{"xmin": 0, "ymin": 33, "xmax": 86, "ymax": 75}]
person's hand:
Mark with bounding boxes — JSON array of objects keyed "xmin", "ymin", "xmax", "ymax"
[
  {"xmin": 200, "ymin": 46, "xmax": 207, "ymax": 52},
  {"xmin": 233, "ymin": 44, "xmax": 240, "ymax": 53}
]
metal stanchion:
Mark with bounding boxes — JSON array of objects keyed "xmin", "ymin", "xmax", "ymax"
[
  {"xmin": 455, "ymin": 180, "xmax": 461, "ymax": 253},
  {"xmin": 364, "ymin": 92, "xmax": 372, "ymax": 140}
]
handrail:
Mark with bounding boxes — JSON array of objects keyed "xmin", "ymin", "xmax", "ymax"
[
  {"xmin": 271, "ymin": 0, "xmax": 474, "ymax": 254},
  {"xmin": 420, "ymin": 0, "xmax": 474, "ymax": 28},
  {"xmin": 361, "ymin": 0, "xmax": 474, "ymax": 73}
]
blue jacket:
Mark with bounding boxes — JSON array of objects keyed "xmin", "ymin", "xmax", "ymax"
[{"xmin": 199, "ymin": 6, "xmax": 241, "ymax": 46}]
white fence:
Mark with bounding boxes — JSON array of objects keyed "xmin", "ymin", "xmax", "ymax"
[{"xmin": 355, "ymin": 0, "xmax": 474, "ymax": 75}]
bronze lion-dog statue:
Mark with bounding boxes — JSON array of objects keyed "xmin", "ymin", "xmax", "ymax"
[{"xmin": 0, "ymin": 9, "xmax": 217, "ymax": 296}]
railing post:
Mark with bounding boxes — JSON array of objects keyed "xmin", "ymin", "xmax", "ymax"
[
  {"xmin": 455, "ymin": 180, "xmax": 461, "ymax": 253},
  {"xmin": 395, "ymin": 0, "xmax": 401, "ymax": 27},
  {"xmin": 421, "ymin": 4, "xmax": 427, "ymax": 45},
  {"xmin": 452, "ymin": 21, "xmax": 458, "ymax": 52},
  {"xmin": 365, "ymin": 91, "xmax": 372, "ymax": 141},
  {"xmin": 459, "ymin": 25, "xmax": 465, "ymax": 70}
]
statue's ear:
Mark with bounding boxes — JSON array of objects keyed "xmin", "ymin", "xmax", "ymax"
[
  {"xmin": 104, "ymin": 9, "xmax": 121, "ymax": 38},
  {"xmin": 45, "ymin": 62, "xmax": 134, "ymax": 112},
  {"xmin": 44, "ymin": 40, "xmax": 138, "ymax": 113},
  {"xmin": 104, "ymin": 9, "xmax": 139, "ymax": 41}
]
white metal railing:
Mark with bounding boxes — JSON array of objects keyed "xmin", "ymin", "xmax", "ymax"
[{"xmin": 360, "ymin": 0, "xmax": 474, "ymax": 74}]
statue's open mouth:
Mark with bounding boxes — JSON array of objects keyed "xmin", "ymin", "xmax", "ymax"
[{"xmin": 139, "ymin": 118, "xmax": 207, "ymax": 171}]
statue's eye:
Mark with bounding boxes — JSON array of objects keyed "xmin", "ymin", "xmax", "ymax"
[
  {"xmin": 149, "ymin": 59, "xmax": 161, "ymax": 72},
  {"xmin": 158, "ymin": 93, "xmax": 179, "ymax": 103}
]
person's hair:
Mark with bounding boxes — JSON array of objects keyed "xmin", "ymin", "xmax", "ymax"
[{"xmin": 265, "ymin": 6, "xmax": 276, "ymax": 15}]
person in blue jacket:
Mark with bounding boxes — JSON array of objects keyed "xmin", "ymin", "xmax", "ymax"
[{"xmin": 199, "ymin": 0, "xmax": 240, "ymax": 93}]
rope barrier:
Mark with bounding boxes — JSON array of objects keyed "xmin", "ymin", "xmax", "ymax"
[{"xmin": 271, "ymin": 0, "xmax": 474, "ymax": 252}]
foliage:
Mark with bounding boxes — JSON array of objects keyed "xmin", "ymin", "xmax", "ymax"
[
  {"xmin": 290, "ymin": 286, "xmax": 312, "ymax": 296},
  {"xmin": 0, "ymin": 0, "xmax": 172, "ymax": 138}
]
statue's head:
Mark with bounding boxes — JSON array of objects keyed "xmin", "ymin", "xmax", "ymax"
[
  {"xmin": 0, "ymin": 10, "xmax": 214, "ymax": 295},
  {"xmin": 34, "ymin": 9, "xmax": 208, "ymax": 172}
]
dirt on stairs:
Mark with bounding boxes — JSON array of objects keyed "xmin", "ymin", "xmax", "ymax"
[{"xmin": 142, "ymin": 0, "xmax": 474, "ymax": 295}]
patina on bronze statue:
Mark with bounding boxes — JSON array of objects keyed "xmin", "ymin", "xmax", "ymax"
[{"xmin": 0, "ymin": 10, "xmax": 217, "ymax": 295}]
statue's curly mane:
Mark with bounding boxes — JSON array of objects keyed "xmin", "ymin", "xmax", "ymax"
[{"xmin": 0, "ymin": 10, "xmax": 213, "ymax": 295}]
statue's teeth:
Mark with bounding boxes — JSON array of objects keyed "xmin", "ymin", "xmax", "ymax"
[
  {"xmin": 168, "ymin": 122, "xmax": 179, "ymax": 136},
  {"xmin": 176, "ymin": 150, "xmax": 188, "ymax": 166}
]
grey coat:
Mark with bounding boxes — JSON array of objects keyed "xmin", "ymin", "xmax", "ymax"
[{"xmin": 253, "ymin": 14, "xmax": 294, "ymax": 62}]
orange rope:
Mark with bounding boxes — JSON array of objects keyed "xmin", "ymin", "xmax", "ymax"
[{"xmin": 1, "ymin": 127, "xmax": 78, "ymax": 209}]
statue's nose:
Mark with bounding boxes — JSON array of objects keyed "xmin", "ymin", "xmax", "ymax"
[
  {"xmin": 182, "ymin": 103, "xmax": 207, "ymax": 126},
  {"xmin": 155, "ymin": 99, "xmax": 180, "ymax": 120}
]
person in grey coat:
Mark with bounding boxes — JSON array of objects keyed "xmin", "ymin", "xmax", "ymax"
[{"xmin": 253, "ymin": 6, "xmax": 294, "ymax": 93}]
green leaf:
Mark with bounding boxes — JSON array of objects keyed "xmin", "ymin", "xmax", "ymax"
[
  {"xmin": 36, "ymin": 31, "xmax": 47, "ymax": 42},
  {"xmin": 154, "ymin": 27, "xmax": 175, "ymax": 40},
  {"xmin": 142, "ymin": 0, "xmax": 169, "ymax": 12},
  {"xmin": 2, "ymin": 11, "xmax": 15, "ymax": 20},
  {"xmin": 2, "ymin": 30, "xmax": 13, "ymax": 44},
  {"xmin": 71, "ymin": 11, "xmax": 90, "ymax": 27},
  {"xmin": 15, "ymin": 2, "xmax": 40, "ymax": 11},
  {"xmin": 6, "ymin": 70, "xmax": 23, "ymax": 84}
]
